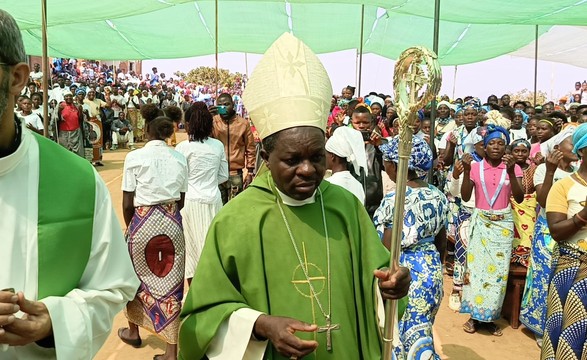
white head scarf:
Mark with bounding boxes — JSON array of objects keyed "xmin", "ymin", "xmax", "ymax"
[
  {"xmin": 325, "ymin": 126, "xmax": 368, "ymax": 176},
  {"xmin": 437, "ymin": 100, "xmax": 451, "ymax": 110},
  {"xmin": 366, "ymin": 95, "xmax": 384, "ymax": 108},
  {"xmin": 541, "ymin": 125, "xmax": 577, "ymax": 156},
  {"xmin": 485, "ymin": 110, "xmax": 511, "ymax": 130},
  {"xmin": 462, "ymin": 126, "xmax": 484, "ymax": 154}
]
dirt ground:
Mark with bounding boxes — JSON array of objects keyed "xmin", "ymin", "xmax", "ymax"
[{"xmin": 94, "ymin": 132, "xmax": 540, "ymax": 360}]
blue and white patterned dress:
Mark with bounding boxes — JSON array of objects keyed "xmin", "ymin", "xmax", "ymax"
[{"xmin": 374, "ymin": 185, "xmax": 449, "ymax": 360}]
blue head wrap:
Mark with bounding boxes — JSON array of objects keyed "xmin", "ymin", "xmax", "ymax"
[
  {"xmin": 483, "ymin": 125, "xmax": 510, "ymax": 147},
  {"xmin": 337, "ymin": 98, "xmax": 350, "ymax": 107},
  {"xmin": 75, "ymin": 89, "xmax": 86, "ymax": 96},
  {"xmin": 417, "ymin": 109, "xmax": 425, "ymax": 120},
  {"xmin": 572, "ymin": 123, "xmax": 587, "ymax": 155},
  {"xmin": 379, "ymin": 136, "xmax": 433, "ymax": 179},
  {"xmin": 463, "ymin": 98, "xmax": 481, "ymax": 112},
  {"xmin": 455, "ymin": 104, "xmax": 464, "ymax": 115},
  {"xmin": 515, "ymin": 109, "xmax": 529, "ymax": 124}
]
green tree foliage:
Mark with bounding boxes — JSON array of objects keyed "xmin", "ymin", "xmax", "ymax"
[
  {"xmin": 173, "ymin": 66, "xmax": 246, "ymax": 95},
  {"xmin": 182, "ymin": 66, "xmax": 243, "ymax": 89}
]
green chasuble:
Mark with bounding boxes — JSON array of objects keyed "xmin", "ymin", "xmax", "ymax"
[
  {"xmin": 179, "ymin": 171, "xmax": 403, "ymax": 359},
  {"xmin": 35, "ymin": 134, "xmax": 95, "ymax": 299}
]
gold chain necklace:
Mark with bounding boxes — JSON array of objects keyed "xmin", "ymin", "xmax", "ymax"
[
  {"xmin": 274, "ymin": 184, "xmax": 339, "ymax": 351},
  {"xmin": 574, "ymin": 171, "xmax": 587, "ymax": 187}
]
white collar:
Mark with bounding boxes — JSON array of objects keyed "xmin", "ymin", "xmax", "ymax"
[
  {"xmin": 329, "ymin": 170, "xmax": 352, "ymax": 177},
  {"xmin": 0, "ymin": 119, "xmax": 31, "ymax": 177},
  {"xmin": 275, "ymin": 187, "xmax": 316, "ymax": 207},
  {"xmin": 144, "ymin": 140, "xmax": 167, "ymax": 147}
]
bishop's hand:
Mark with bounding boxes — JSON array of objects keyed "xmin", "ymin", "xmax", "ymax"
[
  {"xmin": 0, "ymin": 291, "xmax": 18, "ymax": 329},
  {"xmin": 375, "ymin": 266, "xmax": 411, "ymax": 300},
  {"xmin": 0, "ymin": 292, "xmax": 53, "ymax": 346},
  {"xmin": 253, "ymin": 314, "xmax": 318, "ymax": 358}
]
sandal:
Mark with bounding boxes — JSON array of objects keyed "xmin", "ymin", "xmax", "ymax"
[
  {"xmin": 535, "ymin": 334, "xmax": 543, "ymax": 348},
  {"xmin": 484, "ymin": 322, "xmax": 503, "ymax": 336},
  {"xmin": 118, "ymin": 327, "xmax": 142, "ymax": 348},
  {"xmin": 463, "ymin": 318, "xmax": 477, "ymax": 334}
]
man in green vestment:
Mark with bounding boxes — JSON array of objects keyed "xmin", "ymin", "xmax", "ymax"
[
  {"xmin": 0, "ymin": 10, "xmax": 139, "ymax": 359},
  {"xmin": 179, "ymin": 33, "xmax": 410, "ymax": 360}
]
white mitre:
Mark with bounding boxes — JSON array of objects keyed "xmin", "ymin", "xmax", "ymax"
[{"xmin": 243, "ymin": 33, "xmax": 333, "ymax": 140}]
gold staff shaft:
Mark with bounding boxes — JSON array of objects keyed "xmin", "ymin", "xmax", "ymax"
[{"xmin": 382, "ymin": 47, "xmax": 441, "ymax": 359}]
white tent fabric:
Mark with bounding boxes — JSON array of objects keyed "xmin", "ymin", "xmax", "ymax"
[{"xmin": 511, "ymin": 26, "xmax": 587, "ymax": 69}]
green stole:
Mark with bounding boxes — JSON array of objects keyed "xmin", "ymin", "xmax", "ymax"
[{"xmin": 34, "ymin": 134, "xmax": 95, "ymax": 299}]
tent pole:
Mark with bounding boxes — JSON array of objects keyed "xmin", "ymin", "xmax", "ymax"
[
  {"xmin": 215, "ymin": 0, "xmax": 219, "ymax": 96},
  {"xmin": 357, "ymin": 4, "xmax": 365, "ymax": 97},
  {"xmin": 428, "ymin": 0, "xmax": 440, "ymax": 181},
  {"xmin": 452, "ymin": 65, "xmax": 457, "ymax": 99},
  {"xmin": 41, "ymin": 0, "xmax": 49, "ymax": 138},
  {"xmin": 533, "ymin": 25, "xmax": 538, "ymax": 106},
  {"xmin": 245, "ymin": 53, "xmax": 249, "ymax": 78},
  {"xmin": 355, "ymin": 50, "xmax": 359, "ymax": 89}
]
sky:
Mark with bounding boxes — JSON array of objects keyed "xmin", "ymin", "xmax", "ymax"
[{"xmin": 143, "ymin": 51, "xmax": 586, "ymax": 104}]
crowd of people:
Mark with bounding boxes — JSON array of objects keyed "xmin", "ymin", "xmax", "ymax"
[
  {"xmin": 3, "ymin": 6, "xmax": 587, "ymax": 360},
  {"xmin": 324, "ymin": 82, "xmax": 587, "ymax": 358},
  {"xmin": 16, "ymin": 59, "xmax": 247, "ymax": 168}
]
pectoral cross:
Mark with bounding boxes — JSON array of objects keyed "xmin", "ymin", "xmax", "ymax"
[{"xmin": 317, "ymin": 316, "xmax": 340, "ymax": 351}]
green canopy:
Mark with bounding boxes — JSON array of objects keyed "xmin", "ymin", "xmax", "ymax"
[{"xmin": 4, "ymin": 0, "xmax": 586, "ymax": 65}]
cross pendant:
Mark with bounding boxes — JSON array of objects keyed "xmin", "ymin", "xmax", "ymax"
[{"xmin": 317, "ymin": 316, "xmax": 340, "ymax": 351}]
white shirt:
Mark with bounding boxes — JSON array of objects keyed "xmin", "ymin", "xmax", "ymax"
[
  {"xmin": 30, "ymin": 71, "xmax": 43, "ymax": 81},
  {"xmin": 447, "ymin": 164, "xmax": 476, "ymax": 209},
  {"xmin": 510, "ymin": 128, "xmax": 528, "ymax": 141},
  {"xmin": 0, "ymin": 124, "xmax": 139, "ymax": 359},
  {"xmin": 125, "ymin": 94, "xmax": 139, "ymax": 109},
  {"xmin": 175, "ymin": 138, "xmax": 228, "ymax": 203},
  {"xmin": 110, "ymin": 95, "xmax": 125, "ymax": 117},
  {"xmin": 122, "ymin": 140, "xmax": 188, "ymax": 206},
  {"xmin": 325, "ymin": 171, "xmax": 366, "ymax": 204},
  {"xmin": 32, "ymin": 108, "xmax": 43, "ymax": 116},
  {"xmin": 437, "ymin": 131, "xmax": 451, "ymax": 150},
  {"xmin": 18, "ymin": 113, "xmax": 44, "ymax": 131},
  {"xmin": 49, "ymin": 87, "xmax": 65, "ymax": 104}
]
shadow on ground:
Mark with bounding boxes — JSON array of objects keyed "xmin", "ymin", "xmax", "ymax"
[{"xmin": 442, "ymin": 344, "xmax": 486, "ymax": 360}]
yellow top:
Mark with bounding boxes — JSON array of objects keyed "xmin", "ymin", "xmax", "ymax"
[{"xmin": 546, "ymin": 175, "xmax": 587, "ymax": 250}]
